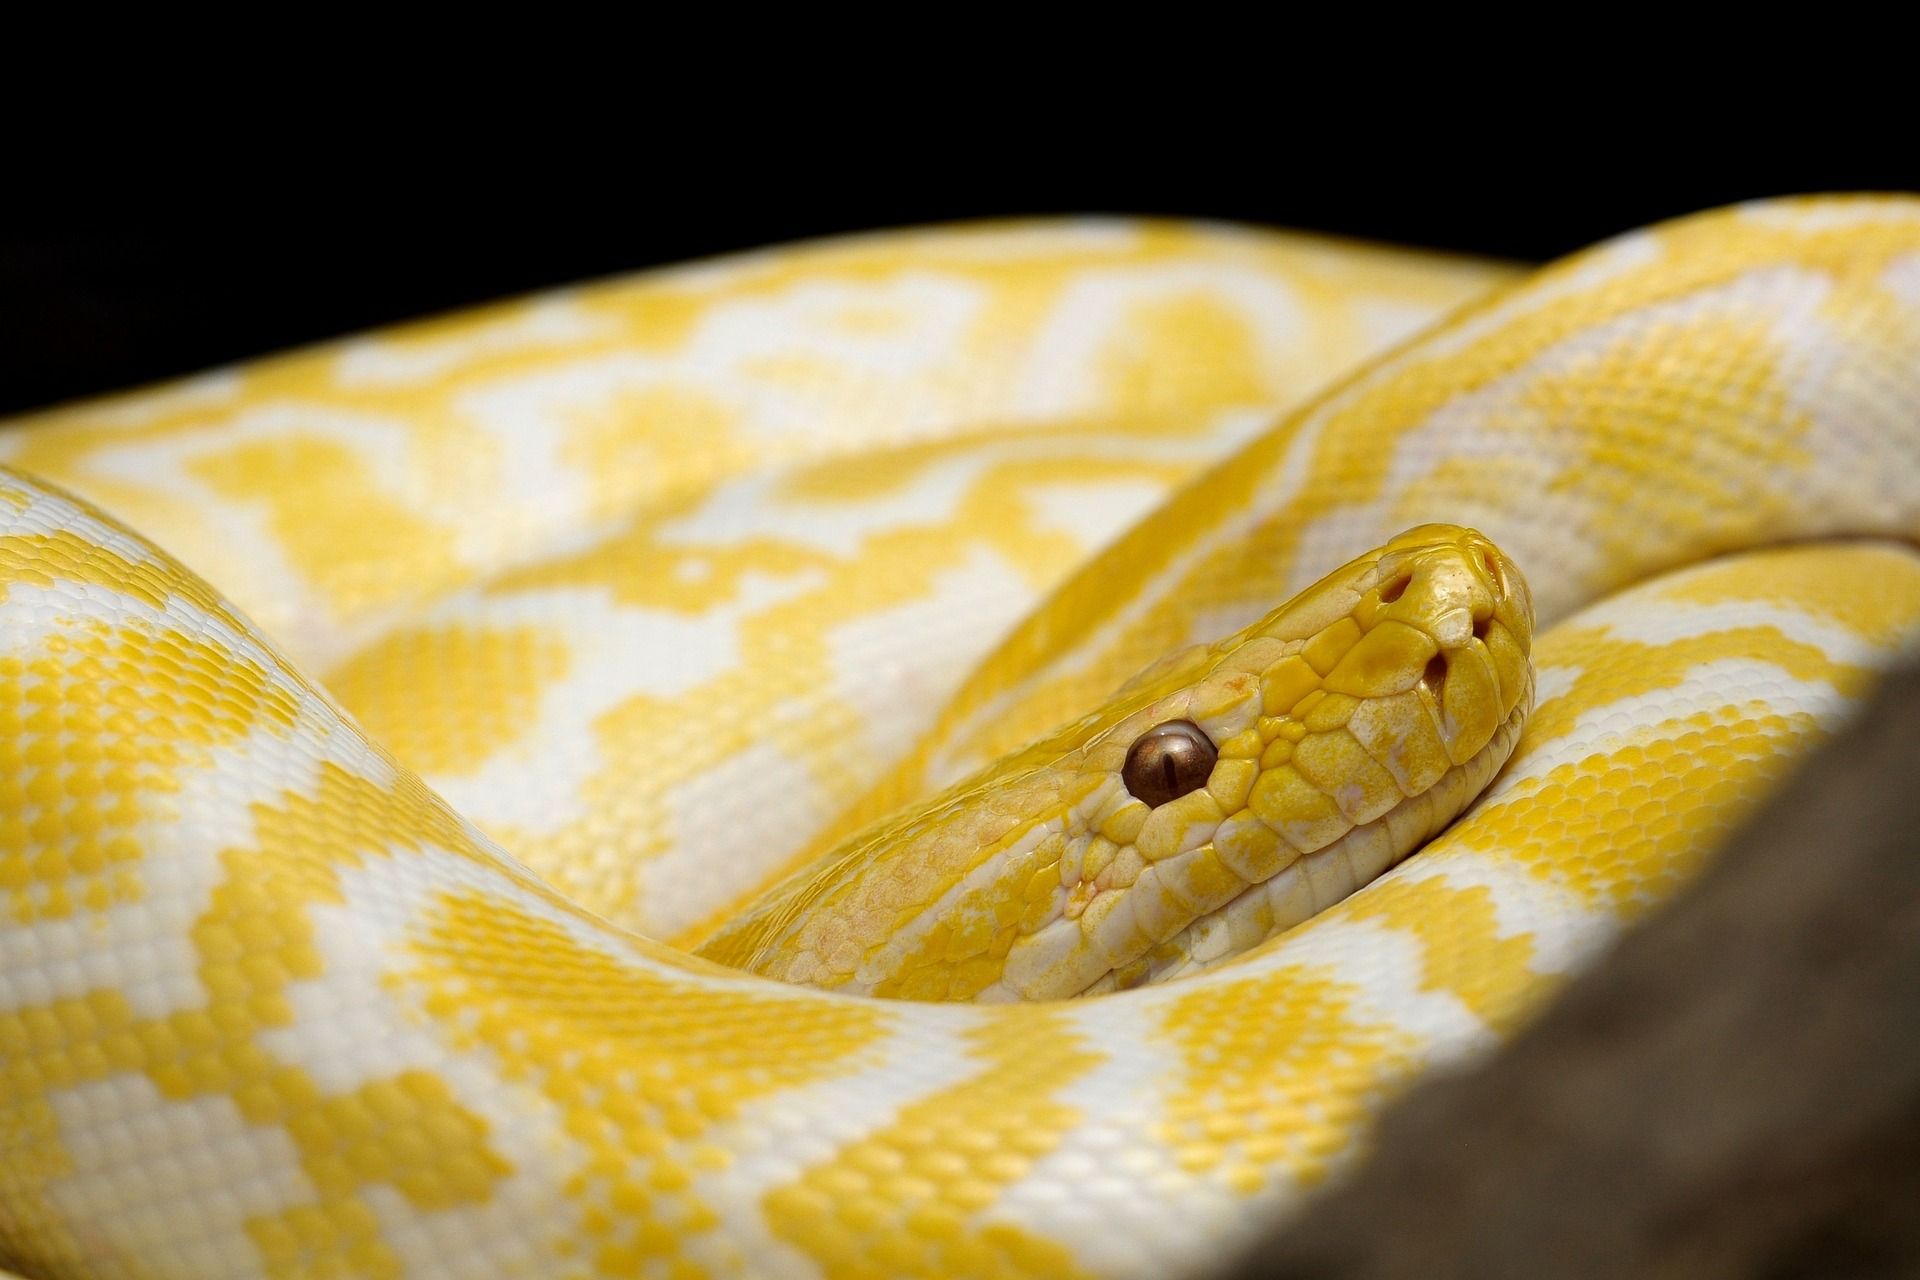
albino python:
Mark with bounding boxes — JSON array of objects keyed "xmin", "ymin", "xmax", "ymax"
[{"xmin": 3, "ymin": 197, "xmax": 1920, "ymax": 1279}]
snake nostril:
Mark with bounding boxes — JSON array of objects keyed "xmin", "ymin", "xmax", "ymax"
[
  {"xmin": 1421, "ymin": 653, "xmax": 1448, "ymax": 697},
  {"xmin": 1379, "ymin": 574, "xmax": 1411, "ymax": 604},
  {"xmin": 1473, "ymin": 615, "xmax": 1491, "ymax": 642},
  {"xmin": 1481, "ymin": 550, "xmax": 1505, "ymax": 598}
]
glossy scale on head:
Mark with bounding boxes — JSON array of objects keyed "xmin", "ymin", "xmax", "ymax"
[{"xmin": 700, "ymin": 524, "xmax": 1535, "ymax": 1002}]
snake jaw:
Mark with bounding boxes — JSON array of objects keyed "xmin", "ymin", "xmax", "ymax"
[
  {"xmin": 995, "ymin": 528, "xmax": 1537, "ymax": 999},
  {"xmin": 1123, "ymin": 675, "xmax": 1535, "ymax": 994}
]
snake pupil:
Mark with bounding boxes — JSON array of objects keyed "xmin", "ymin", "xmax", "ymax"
[{"xmin": 1122, "ymin": 720, "xmax": 1217, "ymax": 807}]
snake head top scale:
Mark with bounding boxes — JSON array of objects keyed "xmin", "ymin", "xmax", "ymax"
[{"xmin": 700, "ymin": 524, "xmax": 1535, "ymax": 1001}]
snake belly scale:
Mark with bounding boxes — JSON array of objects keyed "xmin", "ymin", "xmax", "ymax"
[{"xmin": 2, "ymin": 198, "xmax": 1920, "ymax": 1279}]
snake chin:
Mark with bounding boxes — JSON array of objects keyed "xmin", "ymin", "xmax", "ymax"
[{"xmin": 1073, "ymin": 672, "xmax": 1534, "ymax": 998}]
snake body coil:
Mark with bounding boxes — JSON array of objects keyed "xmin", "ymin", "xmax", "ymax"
[{"xmin": 4, "ymin": 198, "xmax": 1920, "ymax": 1278}]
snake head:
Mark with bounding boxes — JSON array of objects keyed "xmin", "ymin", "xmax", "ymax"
[{"xmin": 701, "ymin": 524, "xmax": 1533, "ymax": 1001}]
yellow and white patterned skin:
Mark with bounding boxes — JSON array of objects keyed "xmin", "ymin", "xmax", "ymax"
[
  {"xmin": 3, "ymin": 198, "xmax": 1920, "ymax": 1279},
  {"xmin": 0, "ymin": 222, "xmax": 1509, "ymax": 951}
]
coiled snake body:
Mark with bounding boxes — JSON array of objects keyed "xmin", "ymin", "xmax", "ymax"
[{"xmin": 3, "ymin": 198, "xmax": 1920, "ymax": 1278}]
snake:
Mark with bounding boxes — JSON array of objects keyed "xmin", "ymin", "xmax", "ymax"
[{"xmin": 3, "ymin": 196, "xmax": 1919, "ymax": 1279}]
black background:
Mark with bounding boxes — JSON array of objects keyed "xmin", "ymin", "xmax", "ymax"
[{"xmin": 6, "ymin": 158, "xmax": 1916, "ymax": 418}]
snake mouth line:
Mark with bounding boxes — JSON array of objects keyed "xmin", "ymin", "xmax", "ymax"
[{"xmin": 1081, "ymin": 679, "xmax": 1534, "ymax": 997}]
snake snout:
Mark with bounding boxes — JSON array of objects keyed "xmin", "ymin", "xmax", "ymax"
[{"xmin": 1364, "ymin": 529, "xmax": 1534, "ymax": 769}]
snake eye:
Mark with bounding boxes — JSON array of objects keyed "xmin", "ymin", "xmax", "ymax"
[{"xmin": 1121, "ymin": 720, "xmax": 1218, "ymax": 807}]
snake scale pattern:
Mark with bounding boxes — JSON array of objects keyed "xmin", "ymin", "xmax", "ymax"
[{"xmin": 3, "ymin": 197, "xmax": 1920, "ymax": 1278}]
